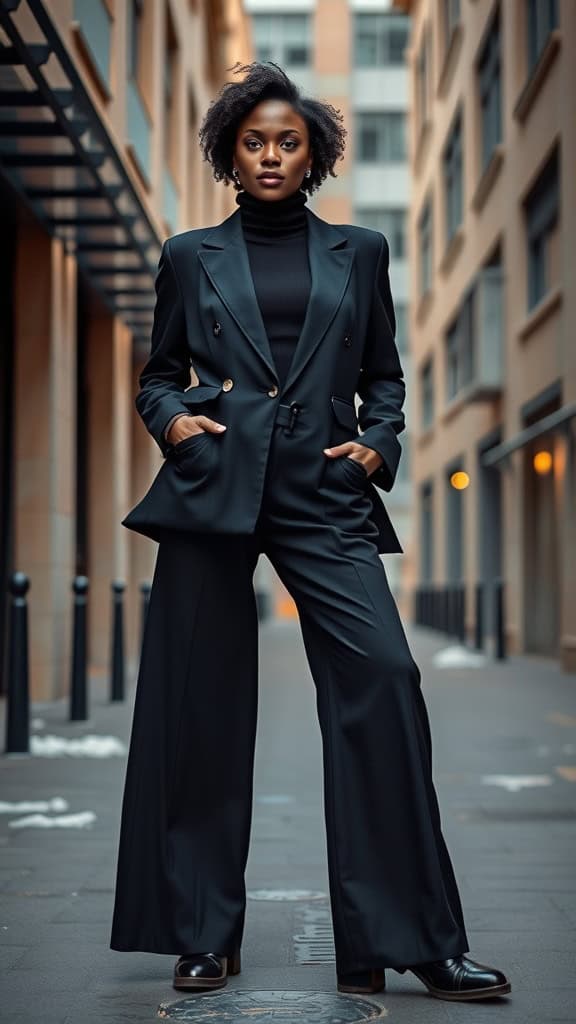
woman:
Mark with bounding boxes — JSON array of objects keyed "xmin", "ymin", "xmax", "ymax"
[{"xmin": 110, "ymin": 62, "xmax": 510, "ymax": 1003}]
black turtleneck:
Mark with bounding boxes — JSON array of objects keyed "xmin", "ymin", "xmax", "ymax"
[{"xmin": 236, "ymin": 188, "xmax": 311, "ymax": 389}]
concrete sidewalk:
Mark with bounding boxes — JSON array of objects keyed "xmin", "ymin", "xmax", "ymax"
[{"xmin": 1, "ymin": 622, "xmax": 575, "ymax": 1023}]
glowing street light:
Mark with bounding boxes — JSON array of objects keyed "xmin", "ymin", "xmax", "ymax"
[
  {"xmin": 450, "ymin": 471, "xmax": 470, "ymax": 490},
  {"xmin": 533, "ymin": 450, "xmax": 553, "ymax": 475}
]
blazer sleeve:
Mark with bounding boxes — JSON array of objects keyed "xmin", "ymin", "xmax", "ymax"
[
  {"xmin": 134, "ymin": 238, "xmax": 192, "ymax": 455},
  {"xmin": 356, "ymin": 231, "xmax": 406, "ymax": 492}
]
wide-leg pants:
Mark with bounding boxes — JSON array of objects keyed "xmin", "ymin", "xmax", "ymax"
[{"xmin": 110, "ymin": 419, "xmax": 470, "ymax": 973}]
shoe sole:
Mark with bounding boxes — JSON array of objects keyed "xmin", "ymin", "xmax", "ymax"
[
  {"xmin": 173, "ymin": 975, "xmax": 228, "ymax": 991},
  {"xmin": 410, "ymin": 970, "xmax": 512, "ymax": 1001}
]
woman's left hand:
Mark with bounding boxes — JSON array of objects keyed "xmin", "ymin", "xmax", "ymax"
[{"xmin": 323, "ymin": 443, "xmax": 383, "ymax": 477}]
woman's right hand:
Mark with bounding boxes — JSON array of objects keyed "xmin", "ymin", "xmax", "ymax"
[{"xmin": 167, "ymin": 414, "xmax": 227, "ymax": 446}]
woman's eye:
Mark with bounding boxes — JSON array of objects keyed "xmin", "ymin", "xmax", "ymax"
[{"xmin": 245, "ymin": 139, "xmax": 298, "ymax": 151}]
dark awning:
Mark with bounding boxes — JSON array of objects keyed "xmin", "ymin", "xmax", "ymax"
[
  {"xmin": 0, "ymin": 0, "xmax": 162, "ymax": 346},
  {"xmin": 481, "ymin": 402, "xmax": 576, "ymax": 467}
]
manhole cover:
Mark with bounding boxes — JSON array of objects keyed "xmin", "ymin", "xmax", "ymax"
[
  {"xmin": 247, "ymin": 889, "xmax": 327, "ymax": 901},
  {"xmin": 158, "ymin": 990, "xmax": 387, "ymax": 1021}
]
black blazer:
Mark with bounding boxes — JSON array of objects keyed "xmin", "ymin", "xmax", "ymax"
[{"xmin": 123, "ymin": 204, "xmax": 406, "ymax": 553}]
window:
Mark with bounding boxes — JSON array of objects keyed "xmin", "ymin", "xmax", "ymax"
[
  {"xmin": 421, "ymin": 357, "xmax": 434, "ymax": 428},
  {"xmin": 443, "ymin": 0, "xmax": 461, "ymax": 46},
  {"xmin": 526, "ymin": 0, "xmax": 558, "ymax": 71},
  {"xmin": 524, "ymin": 148, "xmax": 559, "ymax": 309},
  {"xmin": 415, "ymin": 28, "xmax": 430, "ymax": 133},
  {"xmin": 354, "ymin": 208, "xmax": 406, "ymax": 259},
  {"xmin": 443, "ymin": 112, "xmax": 463, "ymax": 242},
  {"xmin": 354, "ymin": 13, "xmax": 409, "ymax": 67},
  {"xmin": 252, "ymin": 14, "xmax": 311, "ymax": 68},
  {"xmin": 357, "ymin": 113, "xmax": 406, "ymax": 162},
  {"xmin": 477, "ymin": 11, "xmax": 501, "ymax": 170},
  {"xmin": 127, "ymin": 0, "xmax": 143, "ymax": 80},
  {"xmin": 164, "ymin": 10, "xmax": 178, "ymax": 166},
  {"xmin": 445, "ymin": 289, "xmax": 475, "ymax": 401},
  {"xmin": 418, "ymin": 197, "xmax": 433, "ymax": 296},
  {"xmin": 446, "ymin": 465, "xmax": 464, "ymax": 582},
  {"xmin": 420, "ymin": 481, "xmax": 434, "ymax": 582}
]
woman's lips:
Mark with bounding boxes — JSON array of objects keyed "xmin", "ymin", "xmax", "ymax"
[{"xmin": 257, "ymin": 176, "xmax": 284, "ymax": 187}]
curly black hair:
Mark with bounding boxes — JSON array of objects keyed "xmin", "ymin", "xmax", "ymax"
[{"xmin": 198, "ymin": 61, "xmax": 347, "ymax": 195}]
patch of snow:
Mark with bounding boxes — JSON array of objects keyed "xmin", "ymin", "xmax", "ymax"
[
  {"xmin": 481, "ymin": 774, "xmax": 553, "ymax": 793},
  {"xmin": 30, "ymin": 735, "xmax": 126, "ymax": 757},
  {"xmin": 8, "ymin": 811, "xmax": 96, "ymax": 829},
  {"xmin": 0, "ymin": 797, "xmax": 68, "ymax": 814},
  {"xmin": 432, "ymin": 645, "xmax": 489, "ymax": 668}
]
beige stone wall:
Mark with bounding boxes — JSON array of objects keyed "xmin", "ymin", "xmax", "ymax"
[{"xmin": 402, "ymin": 0, "xmax": 576, "ymax": 669}]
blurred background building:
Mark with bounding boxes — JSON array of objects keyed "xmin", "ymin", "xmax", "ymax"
[
  {"xmin": 394, "ymin": 0, "xmax": 575, "ymax": 670},
  {"xmin": 1, "ymin": 0, "xmax": 574, "ymax": 705},
  {"xmin": 0, "ymin": 0, "xmax": 251, "ymax": 700}
]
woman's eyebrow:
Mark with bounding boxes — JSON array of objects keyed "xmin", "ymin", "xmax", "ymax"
[{"xmin": 241, "ymin": 128, "xmax": 301, "ymax": 136}]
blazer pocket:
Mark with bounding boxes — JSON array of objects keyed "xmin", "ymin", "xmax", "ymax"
[
  {"xmin": 331, "ymin": 396, "xmax": 358, "ymax": 431},
  {"xmin": 181, "ymin": 383, "xmax": 223, "ymax": 406}
]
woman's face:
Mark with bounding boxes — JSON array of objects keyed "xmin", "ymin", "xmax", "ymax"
[{"xmin": 233, "ymin": 99, "xmax": 312, "ymax": 200}]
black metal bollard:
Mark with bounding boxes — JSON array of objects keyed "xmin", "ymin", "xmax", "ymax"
[
  {"xmin": 110, "ymin": 580, "xmax": 126, "ymax": 702},
  {"xmin": 494, "ymin": 578, "xmax": 506, "ymax": 660},
  {"xmin": 139, "ymin": 580, "xmax": 151, "ymax": 654},
  {"xmin": 5, "ymin": 572, "xmax": 30, "ymax": 755},
  {"xmin": 474, "ymin": 582, "xmax": 484, "ymax": 650},
  {"xmin": 69, "ymin": 576, "xmax": 89, "ymax": 722},
  {"xmin": 457, "ymin": 584, "xmax": 466, "ymax": 645}
]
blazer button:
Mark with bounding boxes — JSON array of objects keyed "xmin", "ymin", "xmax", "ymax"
[
  {"xmin": 222, "ymin": 378, "xmax": 234, "ymax": 392},
  {"xmin": 267, "ymin": 384, "xmax": 279, "ymax": 398},
  {"xmin": 344, "ymin": 334, "xmax": 352, "ymax": 347},
  {"xmin": 213, "ymin": 321, "xmax": 222, "ymax": 336}
]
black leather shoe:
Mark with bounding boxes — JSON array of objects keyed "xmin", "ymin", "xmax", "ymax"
[
  {"xmin": 336, "ymin": 968, "xmax": 386, "ymax": 994},
  {"xmin": 397, "ymin": 955, "xmax": 511, "ymax": 1000},
  {"xmin": 173, "ymin": 946, "xmax": 241, "ymax": 990}
]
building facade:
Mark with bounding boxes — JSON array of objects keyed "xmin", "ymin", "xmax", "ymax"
[
  {"xmin": 245, "ymin": 0, "xmax": 413, "ymax": 605},
  {"xmin": 394, "ymin": 0, "xmax": 576, "ymax": 670},
  {"xmin": 0, "ymin": 0, "xmax": 252, "ymax": 701}
]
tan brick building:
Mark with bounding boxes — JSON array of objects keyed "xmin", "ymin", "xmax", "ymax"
[
  {"xmin": 394, "ymin": 0, "xmax": 576, "ymax": 669},
  {"xmin": 0, "ymin": 0, "xmax": 252, "ymax": 700}
]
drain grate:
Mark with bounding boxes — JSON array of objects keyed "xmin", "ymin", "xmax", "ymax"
[
  {"xmin": 158, "ymin": 990, "xmax": 387, "ymax": 1021},
  {"xmin": 294, "ymin": 904, "xmax": 336, "ymax": 964}
]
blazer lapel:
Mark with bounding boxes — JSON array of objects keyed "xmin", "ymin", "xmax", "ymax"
[
  {"xmin": 198, "ymin": 210, "xmax": 277, "ymax": 379},
  {"xmin": 197, "ymin": 205, "xmax": 355, "ymax": 391},
  {"xmin": 283, "ymin": 209, "xmax": 354, "ymax": 394}
]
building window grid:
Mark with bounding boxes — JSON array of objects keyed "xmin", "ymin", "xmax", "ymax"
[
  {"xmin": 420, "ymin": 481, "xmax": 434, "ymax": 583},
  {"xmin": 526, "ymin": 0, "xmax": 558, "ymax": 71},
  {"xmin": 416, "ymin": 28, "xmax": 430, "ymax": 133},
  {"xmin": 354, "ymin": 13, "xmax": 409, "ymax": 67},
  {"xmin": 127, "ymin": 0, "xmax": 143, "ymax": 81},
  {"xmin": 354, "ymin": 208, "xmax": 406, "ymax": 260},
  {"xmin": 357, "ymin": 112, "xmax": 406, "ymax": 163},
  {"xmin": 252, "ymin": 14, "xmax": 311, "ymax": 68},
  {"xmin": 524, "ymin": 148, "xmax": 559, "ymax": 310},
  {"xmin": 418, "ymin": 198, "xmax": 432, "ymax": 296},
  {"xmin": 421, "ymin": 357, "xmax": 435, "ymax": 429},
  {"xmin": 443, "ymin": 112, "xmax": 463, "ymax": 243},
  {"xmin": 445, "ymin": 289, "xmax": 475, "ymax": 402},
  {"xmin": 478, "ymin": 11, "xmax": 502, "ymax": 171}
]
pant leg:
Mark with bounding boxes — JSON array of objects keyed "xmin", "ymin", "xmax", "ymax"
[
  {"xmin": 263, "ymin": 517, "xmax": 470, "ymax": 974},
  {"xmin": 110, "ymin": 531, "xmax": 259, "ymax": 955}
]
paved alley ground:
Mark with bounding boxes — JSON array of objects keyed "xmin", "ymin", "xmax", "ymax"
[{"xmin": 1, "ymin": 621, "xmax": 575, "ymax": 1023}]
